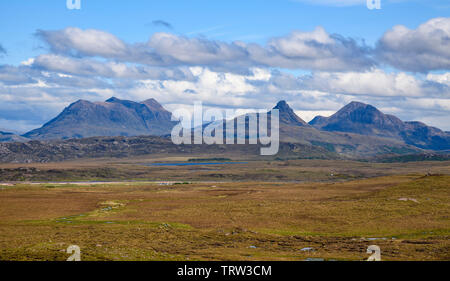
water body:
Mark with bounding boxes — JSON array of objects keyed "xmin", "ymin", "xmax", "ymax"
[{"xmin": 145, "ymin": 162, "xmax": 248, "ymax": 167}]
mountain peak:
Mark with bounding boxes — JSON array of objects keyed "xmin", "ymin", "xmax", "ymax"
[
  {"xmin": 105, "ymin": 97, "xmax": 122, "ymax": 103},
  {"xmin": 274, "ymin": 100, "xmax": 289, "ymax": 110},
  {"xmin": 348, "ymin": 101, "xmax": 367, "ymax": 107},
  {"xmin": 68, "ymin": 99, "xmax": 94, "ymax": 109},
  {"xmin": 72, "ymin": 99, "xmax": 90, "ymax": 104},
  {"xmin": 313, "ymin": 101, "xmax": 394, "ymax": 131},
  {"xmin": 141, "ymin": 98, "xmax": 165, "ymax": 111},
  {"xmin": 273, "ymin": 100, "xmax": 308, "ymax": 126},
  {"xmin": 339, "ymin": 101, "xmax": 376, "ymax": 113},
  {"xmin": 142, "ymin": 98, "xmax": 158, "ymax": 103}
]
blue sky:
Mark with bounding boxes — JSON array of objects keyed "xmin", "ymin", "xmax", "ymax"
[
  {"xmin": 0, "ymin": 0, "xmax": 449, "ymax": 132},
  {"xmin": 1, "ymin": 0, "xmax": 447, "ymax": 65}
]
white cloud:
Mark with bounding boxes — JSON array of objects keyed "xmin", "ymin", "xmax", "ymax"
[
  {"xmin": 1, "ymin": 65, "xmax": 450, "ymax": 131},
  {"xmin": 147, "ymin": 32, "xmax": 248, "ymax": 65},
  {"xmin": 377, "ymin": 17, "xmax": 450, "ymax": 72},
  {"xmin": 33, "ymin": 54, "xmax": 194, "ymax": 81},
  {"xmin": 20, "ymin": 58, "xmax": 35, "ymax": 66},
  {"xmin": 1, "ymin": 19, "xmax": 450, "ymax": 132},
  {"xmin": 248, "ymin": 27, "xmax": 374, "ymax": 71},
  {"xmin": 37, "ymin": 27, "xmax": 128, "ymax": 58},
  {"xmin": 295, "ymin": 110, "xmax": 336, "ymax": 122},
  {"xmin": 427, "ymin": 72, "xmax": 450, "ymax": 86},
  {"xmin": 36, "ymin": 27, "xmax": 374, "ymax": 72},
  {"xmin": 128, "ymin": 67, "xmax": 261, "ymax": 107},
  {"xmin": 35, "ymin": 19, "xmax": 450, "ymax": 74},
  {"xmin": 303, "ymin": 69, "xmax": 442, "ymax": 97}
]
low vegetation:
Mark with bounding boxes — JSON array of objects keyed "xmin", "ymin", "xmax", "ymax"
[{"xmin": 0, "ymin": 159, "xmax": 448, "ymax": 261}]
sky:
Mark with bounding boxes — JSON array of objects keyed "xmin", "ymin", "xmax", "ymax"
[{"xmin": 0, "ymin": 0, "xmax": 449, "ymax": 133}]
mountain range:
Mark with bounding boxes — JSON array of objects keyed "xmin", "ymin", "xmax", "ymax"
[
  {"xmin": 1, "ymin": 97, "xmax": 449, "ymax": 162},
  {"xmin": 197, "ymin": 100, "xmax": 421, "ymax": 157}
]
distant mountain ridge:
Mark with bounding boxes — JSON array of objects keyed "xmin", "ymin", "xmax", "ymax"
[
  {"xmin": 269, "ymin": 101, "xmax": 421, "ymax": 156},
  {"xmin": 4, "ymin": 97, "xmax": 446, "ymax": 159},
  {"xmin": 194, "ymin": 100, "xmax": 421, "ymax": 157},
  {"xmin": 309, "ymin": 101, "xmax": 450, "ymax": 150},
  {"xmin": 23, "ymin": 97, "xmax": 177, "ymax": 140}
]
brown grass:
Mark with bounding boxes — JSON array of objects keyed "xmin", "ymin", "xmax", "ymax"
[{"xmin": 0, "ymin": 169, "xmax": 448, "ymax": 261}]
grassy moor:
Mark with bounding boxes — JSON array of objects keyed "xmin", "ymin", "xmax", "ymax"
[{"xmin": 1, "ymin": 158, "xmax": 449, "ymax": 261}]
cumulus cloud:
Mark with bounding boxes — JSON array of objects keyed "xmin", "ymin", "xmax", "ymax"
[
  {"xmin": 376, "ymin": 17, "xmax": 450, "ymax": 72},
  {"xmin": 427, "ymin": 72, "xmax": 450, "ymax": 86},
  {"xmin": 42, "ymin": 73, "xmax": 112, "ymax": 89},
  {"xmin": 0, "ymin": 65, "xmax": 38, "ymax": 85},
  {"xmin": 35, "ymin": 27, "xmax": 374, "ymax": 72},
  {"xmin": 247, "ymin": 27, "xmax": 375, "ymax": 71},
  {"xmin": 1, "ymin": 65, "xmax": 450, "ymax": 131},
  {"xmin": 302, "ymin": 69, "xmax": 432, "ymax": 97},
  {"xmin": 36, "ymin": 27, "xmax": 128, "ymax": 58},
  {"xmin": 145, "ymin": 32, "xmax": 250, "ymax": 68},
  {"xmin": 33, "ymin": 54, "xmax": 195, "ymax": 81},
  {"xmin": 34, "ymin": 19, "xmax": 450, "ymax": 73},
  {"xmin": 130, "ymin": 68, "xmax": 450, "ymax": 129},
  {"xmin": 2, "ymin": 19, "xmax": 450, "ymax": 131},
  {"xmin": 0, "ymin": 63, "xmax": 110, "ymax": 89}
]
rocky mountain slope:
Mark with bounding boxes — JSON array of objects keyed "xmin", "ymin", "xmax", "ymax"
[
  {"xmin": 23, "ymin": 97, "xmax": 177, "ymax": 140},
  {"xmin": 1, "ymin": 98, "xmax": 448, "ymax": 163},
  {"xmin": 195, "ymin": 100, "xmax": 422, "ymax": 157},
  {"xmin": 309, "ymin": 101, "xmax": 450, "ymax": 150}
]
